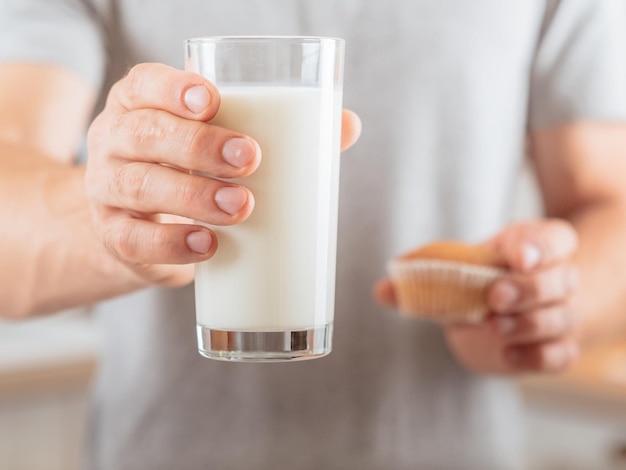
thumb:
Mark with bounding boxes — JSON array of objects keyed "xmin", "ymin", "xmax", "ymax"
[{"xmin": 373, "ymin": 278, "xmax": 397, "ymax": 308}]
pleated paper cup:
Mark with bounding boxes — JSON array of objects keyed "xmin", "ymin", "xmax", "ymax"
[{"xmin": 387, "ymin": 259, "xmax": 506, "ymax": 324}]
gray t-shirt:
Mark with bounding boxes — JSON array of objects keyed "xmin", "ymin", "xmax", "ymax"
[{"xmin": 1, "ymin": 1, "xmax": 626, "ymax": 469}]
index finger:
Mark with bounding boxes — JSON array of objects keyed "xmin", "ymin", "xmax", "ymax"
[
  {"xmin": 489, "ymin": 219, "xmax": 579, "ymax": 272},
  {"xmin": 107, "ymin": 63, "xmax": 220, "ymax": 121}
]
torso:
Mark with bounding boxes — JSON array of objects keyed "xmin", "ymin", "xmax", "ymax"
[{"xmin": 88, "ymin": 1, "xmax": 545, "ymax": 468}]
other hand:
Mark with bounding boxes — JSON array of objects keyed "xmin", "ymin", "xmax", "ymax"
[{"xmin": 375, "ymin": 219, "xmax": 580, "ymax": 375}]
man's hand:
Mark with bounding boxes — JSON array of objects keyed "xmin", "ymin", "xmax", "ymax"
[
  {"xmin": 375, "ymin": 219, "xmax": 580, "ymax": 375},
  {"xmin": 85, "ymin": 63, "xmax": 361, "ymax": 288},
  {"xmin": 446, "ymin": 220, "xmax": 580, "ymax": 374},
  {"xmin": 86, "ymin": 63, "xmax": 260, "ymax": 286}
]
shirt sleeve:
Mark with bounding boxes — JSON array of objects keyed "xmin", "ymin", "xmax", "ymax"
[
  {"xmin": 529, "ymin": 0, "xmax": 626, "ymax": 129},
  {"xmin": 0, "ymin": 0, "xmax": 107, "ymax": 89}
]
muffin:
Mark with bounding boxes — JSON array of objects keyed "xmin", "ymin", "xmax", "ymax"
[{"xmin": 387, "ymin": 241, "xmax": 508, "ymax": 324}]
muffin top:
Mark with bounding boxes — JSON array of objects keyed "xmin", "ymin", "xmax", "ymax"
[{"xmin": 398, "ymin": 241, "xmax": 508, "ymax": 268}]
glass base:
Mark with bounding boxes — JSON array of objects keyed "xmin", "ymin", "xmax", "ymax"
[{"xmin": 196, "ymin": 323, "xmax": 333, "ymax": 362}]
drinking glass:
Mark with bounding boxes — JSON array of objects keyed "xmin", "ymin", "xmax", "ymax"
[{"xmin": 185, "ymin": 37, "xmax": 344, "ymax": 361}]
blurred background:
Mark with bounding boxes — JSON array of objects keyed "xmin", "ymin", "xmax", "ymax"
[{"xmin": 2, "ymin": 10, "xmax": 626, "ymax": 470}]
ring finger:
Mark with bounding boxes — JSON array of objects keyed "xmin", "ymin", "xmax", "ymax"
[{"xmin": 99, "ymin": 161, "xmax": 255, "ymax": 225}]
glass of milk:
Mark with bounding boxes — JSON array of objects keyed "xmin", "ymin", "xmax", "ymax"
[{"xmin": 185, "ymin": 37, "xmax": 344, "ymax": 362}]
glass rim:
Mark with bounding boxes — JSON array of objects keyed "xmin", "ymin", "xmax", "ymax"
[{"xmin": 185, "ymin": 36, "xmax": 344, "ymax": 46}]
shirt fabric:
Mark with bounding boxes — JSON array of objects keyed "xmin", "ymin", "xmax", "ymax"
[{"xmin": 1, "ymin": 1, "xmax": 626, "ymax": 469}]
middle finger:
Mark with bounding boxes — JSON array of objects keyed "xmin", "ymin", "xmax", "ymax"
[
  {"xmin": 488, "ymin": 263, "xmax": 579, "ymax": 314},
  {"xmin": 108, "ymin": 108, "xmax": 261, "ymax": 178},
  {"xmin": 491, "ymin": 302, "xmax": 576, "ymax": 345}
]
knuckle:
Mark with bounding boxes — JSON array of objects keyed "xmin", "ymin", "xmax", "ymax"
[
  {"xmin": 535, "ymin": 343, "xmax": 571, "ymax": 372},
  {"xmin": 112, "ymin": 110, "xmax": 139, "ymax": 146},
  {"xmin": 103, "ymin": 220, "xmax": 177, "ymax": 265},
  {"xmin": 116, "ymin": 225, "xmax": 138, "ymax": 261},
  {"xmin": 102, "ymin": 223, "xmax": 132, "ymax": 261},
  {"xmin": 126, "ymin": 110, "xmax": 165, "ymax": 147},
  {"xmin": 178, "ymin": 177, "xmax": 203, "ymax": 208},
  {"xmin": 109, "ymin": 163, "xmax": 152, "ymax": 204},
  {"xmin": 124, "ymin": 64, "xmax": 147, "ymax": 104},
  {"xmin": 109, "ymin": 165, "xmax": 131, "ymax": 201},
  {"xmin": 144, "ymin": 224, "xmax": 179, "ymax": 262},
  {"xmin": 111, "ymin": 111, "xmax": 133, "ymax": 142},
  {"xmin": 146, "ymin": 224, "xmax": 164, "ymax": 251},
  {"xmin": 181, "ymin": 122, "xmax": 208, "ymax": 158},
  {"xmin": 520, "ymin": 275, "xmax": 544, "ymax": 301},
  {"xmin": 105, "ymin": 79, "xmax": 128, "ymax": 109}
]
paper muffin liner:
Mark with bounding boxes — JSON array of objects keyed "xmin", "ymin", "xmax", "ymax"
[{"xmin": 386, "ymin": 259, "xmax": 506, "ymax": 324}]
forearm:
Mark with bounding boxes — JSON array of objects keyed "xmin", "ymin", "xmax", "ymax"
[
  {"xmin": 567, "ymin": 199, "xmax": 626, "ymax": 347},
  {"xmin": 0, "ymin": 142, "xmax": 145, "ymax": 318},
  {"xmin": 529, "ymin": 123, "xmax": 626, "ymax": 349}
]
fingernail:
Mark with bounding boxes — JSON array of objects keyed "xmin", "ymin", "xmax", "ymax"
[
  {"xmin": 184, "ymin": 85, "xmax": 211, "ymax": 113},
  {"xmin": 522, "ymin": 244, "xmax": 541, "ymax": 271},
  {"xmin": 497, "ymin": 316, "xmax": 517, "ymax": 336},
  {"xmin": 492, "ymin": 281, "xmax": 519, "ymax": 312},
  {"xmin": 215, "ymin": 186, "xmax": 248, "ymax": 215},
  {"xmin": 186, "ymin": 231, "xmax": 212, "ymax": 254},
  {"xmin": 222, "ymin": 137, "xmax": 258, "ymax": 168}
]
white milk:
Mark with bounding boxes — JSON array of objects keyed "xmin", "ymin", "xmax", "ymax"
[{"xmin": 195, "ymin": 86, "xmax": 342, "ymax": 331}]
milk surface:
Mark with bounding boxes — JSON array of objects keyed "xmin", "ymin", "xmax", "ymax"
[{"xmin": 195, "ymin": 86, "xmax": 342, "ymax": 330}]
